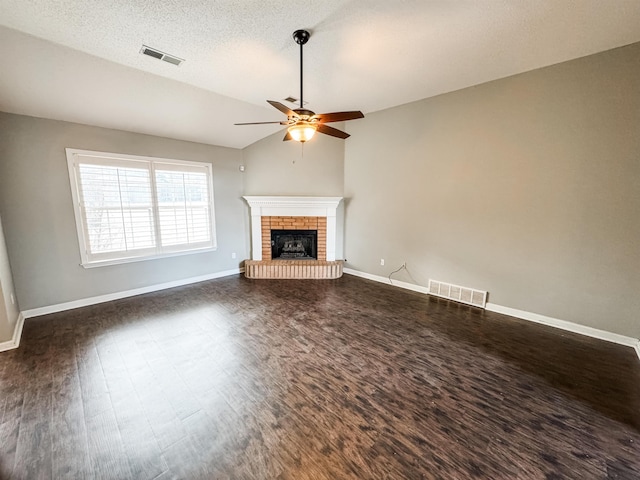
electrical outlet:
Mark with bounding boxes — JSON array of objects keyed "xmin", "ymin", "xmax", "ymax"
[
  {"xmin": 231, "ymin": 252, "xmax": 237, "ymax": 259},
  {"xmin": 380, "ymin": 259, "xmax": 385, "ymax": 266}
]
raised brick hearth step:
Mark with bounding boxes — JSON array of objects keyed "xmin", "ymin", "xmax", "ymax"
[{"xmin": 244, "ymin": 260, "xmax": 343, "ymax": 279}]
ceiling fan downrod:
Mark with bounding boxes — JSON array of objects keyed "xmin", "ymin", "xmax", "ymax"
[{"xmin": 292, "ymin": 29, "xmax": 310, "ymax": 109}]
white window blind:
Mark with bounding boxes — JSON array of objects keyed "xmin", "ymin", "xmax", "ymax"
[{"xmin": 66, "ymin": 149, "xmax": 216, "ymax": 267}]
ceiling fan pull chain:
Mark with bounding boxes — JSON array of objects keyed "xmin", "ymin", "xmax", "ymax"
[{"xmin": 294, "ymin": 141, "xmax": 304, "ymax": 164}]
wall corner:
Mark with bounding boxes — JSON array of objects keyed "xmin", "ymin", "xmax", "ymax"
[{"xmin": 0, "ymin": 313, "xmax": 25, "ymax": 353}]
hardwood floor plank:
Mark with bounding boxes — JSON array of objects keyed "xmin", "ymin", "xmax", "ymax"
[
  {"xmin": 76, "ymin": 341, "xmax": 112, "ymax": 420},
  {"xmin": 0, "ymin": 388, "xmax": 24, "ymax": 479},
  {"xmin": 84, "ymin": 409, "xmax": 133, "ymax": 479},
  {"xmin": 12, "ymin": 367, "xmax": 53, "ymax": 479},
  {"xmin": 50, "ymin": 335, "xmax": 93, "ymax": 479},
  {"xmin": 114, "ymin": 336, "xmax": 189, "ymax": 453},
  {"xmin": 95, "ymin": 338, "xmax": 167, "ymax": 479}
]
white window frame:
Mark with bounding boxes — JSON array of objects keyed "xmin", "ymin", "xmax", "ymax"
[{"xmin": 66, "ymin": 148, "xmax": 217, "ymax": 268}]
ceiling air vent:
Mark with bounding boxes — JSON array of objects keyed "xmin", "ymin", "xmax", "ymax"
[
  {"xmin": 140, "ymin": 45, "xmax": 184, "ymax": 66},
  {"xmin": 283, "ymin": 96, "xmax": 308, "ymax": 106}
]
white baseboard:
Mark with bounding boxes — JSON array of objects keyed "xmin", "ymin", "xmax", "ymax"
[
  {"xmin": 0, "ymin": 313, "xmax": 25, "ymax": 352},
  {"xmin": 22, "ymin": 268, "xmax": 244, "ymax": 319},
  {"xmin": 343, "ymin": 268, "xmax": 430, "ymax": 295},
  {"xmin": 484, "ymin": 303, "xmax": 638, "ymax": 349},
  {"xmin": 343, "ymin": 268, "xmax": 640, "ymax": 360}
]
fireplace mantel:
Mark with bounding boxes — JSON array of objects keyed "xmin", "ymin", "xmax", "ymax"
[{"xmin": 243, "ymin": 196, "xmax": 342, "ymax": 261}]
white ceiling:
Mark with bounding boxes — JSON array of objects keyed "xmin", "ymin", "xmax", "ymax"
[{"xmin": 1, "ymin": 0, "xmax": 640, "ymax": 149}]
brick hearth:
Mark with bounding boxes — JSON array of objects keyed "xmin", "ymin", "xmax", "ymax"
[{"xmin": 244, "ymin": 259, "xmax": 343, "ymax": 279}]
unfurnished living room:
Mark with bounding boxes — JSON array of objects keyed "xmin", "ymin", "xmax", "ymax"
[{"xmin": 0, "ymin": 1, "xmax": 639, "ymax": 479}]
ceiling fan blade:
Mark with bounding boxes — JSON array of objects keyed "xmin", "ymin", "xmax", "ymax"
[
  {"xmin": 317, "ymin": 124, "xmax": 350, "ymax": 139},
  {"xmin": 267, "ymin": 100, "xmax": 297, "ymax": 117},
  {"xmin": 234, "ymin": 121, "xmax": 288, "ymax": 125},
  {"xmin": 314, "ymin": 111, "xmax": 364, "ymax": 123},
  {"xmin": 283, "ymin": 131, "xmax": 293, "ymax": 141}
]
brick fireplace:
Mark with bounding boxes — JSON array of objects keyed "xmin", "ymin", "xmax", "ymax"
[{"xmin": 243, "ymin": 196, "xmax": 343, "ymax": 279}]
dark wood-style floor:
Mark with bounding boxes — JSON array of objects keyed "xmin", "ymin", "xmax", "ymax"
[{"xmin": 0, "ymin": 275, "xmax": 639, "ymax": 479}]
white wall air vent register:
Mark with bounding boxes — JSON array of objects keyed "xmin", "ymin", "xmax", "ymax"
[{"xmin": 428, "ymin": 279, "xmax": 487, "ymax": 308}]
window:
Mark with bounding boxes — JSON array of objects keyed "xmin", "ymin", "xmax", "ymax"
[{"xmin": 66, "ymin": 148, "xmax": 216, "ymax": 267}]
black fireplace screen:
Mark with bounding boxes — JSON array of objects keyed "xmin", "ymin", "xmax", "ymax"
[{"xmin": 271, "ymin": 229, "xmax": 317, "ymax": 260}]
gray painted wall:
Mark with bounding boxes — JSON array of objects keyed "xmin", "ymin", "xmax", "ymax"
[
  {"xmin": 344, "ymin": 42, "xmax": 640, "ymax": 338},
  {"xmin": 0, "ymin": 113, "xmax": 247, "ymax": 311},
  {"xmin": 242, "ymin": 125, "xmax": 345, "ymax": 196},
  {"xmin": 242, "ymin": 127, "xmax": 346, "ymax": 259}
]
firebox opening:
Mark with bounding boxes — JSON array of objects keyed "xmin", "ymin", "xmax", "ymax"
[{"xmin": 271, "ymin": 229, "xmax": 317, "ymax": 260}]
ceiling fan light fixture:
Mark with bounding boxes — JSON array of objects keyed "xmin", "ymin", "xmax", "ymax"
[
  {"xmin": 288, "ymin": 122, "xmax": 317, "ymax": 142},
  {"xmin": 235, "ymin": 29, "xmax": 363, "ymax": 142}
]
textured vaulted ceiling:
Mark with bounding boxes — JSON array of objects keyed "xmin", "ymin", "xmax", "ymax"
[{"xmin": 1, "ymin": 1, "xmax": 640, "ymax": 149}]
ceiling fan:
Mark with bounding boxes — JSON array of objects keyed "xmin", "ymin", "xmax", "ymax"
[{"xmin": 235, "ymin": 29, "xmax": 364, "ymax": 143}]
